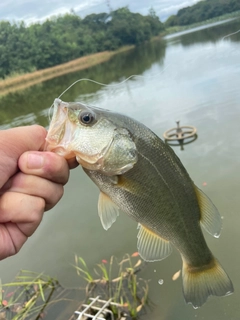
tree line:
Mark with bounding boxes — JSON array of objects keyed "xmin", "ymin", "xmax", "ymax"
[
  {"xmin": 165, "ymin": 0, "xmax": 240, "ymax": 27},
  {"xmin": 0, "ymin": 7, "xmax": 164, "ymax": 79}
]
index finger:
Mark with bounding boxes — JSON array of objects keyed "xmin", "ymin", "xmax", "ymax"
[
  {"xmin": 0, "ymin": 125, "xmax": 47, "ymax": 187},
  {"xmin": 18, "ymin": 151, "xmax": 70, "ymax": 185}
]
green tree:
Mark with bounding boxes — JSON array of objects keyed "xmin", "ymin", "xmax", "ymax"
[
  {"xmin": 164, "ymin": 0, "xmax": 240, "ymax": 27},
  {"xmin": 0, "ymin": 7, "xmax": 165, "ymax": 79}
]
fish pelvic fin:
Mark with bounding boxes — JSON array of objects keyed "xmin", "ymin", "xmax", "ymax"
[
  {"xmin": 137, "ymin": 224, "xmax": 172, "ymax": 262},
  {"xmin": 98, "ymin": 191, "xmax": 119, "ymax": 230},
  {"xmin": 182, "ymin": 257, "xmax": 234, "ymax": 308},
  {"xmin": 194, "ymin": 185, "xmax": 222, "ymax": 238}
]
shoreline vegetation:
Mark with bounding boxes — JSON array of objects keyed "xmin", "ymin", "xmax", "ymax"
[
  {"xmin": 164, "ymin": 10, "xmax": 240, "ymax": 35},
  {"xmin": 0, "ymin": 7, "xmax": 164, "ymax": 93},
  {"xmin": 0, "ymin": 11, "xmax": 239, "ymax": 97},
  {"xmin": 0, "ymin": 46, "xmax": 133, "ymax": 96}
]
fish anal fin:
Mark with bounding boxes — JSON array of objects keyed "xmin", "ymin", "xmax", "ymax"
[
  {"xmin": 137, "ymin": 224, "xmax": 172, "ymax": 262},
  {"xmin": 98, "ymin": 192, "xmax": 119, "ymax": 230},
  {"xmin": 182, "ymin": 257, "xmax": 234, "ymax": 308},
  {"xmin": 194, "ymin": 185, "xmax": 222, "ymax": 238}
]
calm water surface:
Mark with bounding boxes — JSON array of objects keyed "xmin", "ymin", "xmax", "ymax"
[{"xmin": 0, "ymin": 18, "xmax": 240, "ymax": 319}]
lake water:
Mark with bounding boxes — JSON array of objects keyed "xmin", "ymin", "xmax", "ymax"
[{"xmin": 0, "ymin": 18, "xmax": 240, "ymax": 319}]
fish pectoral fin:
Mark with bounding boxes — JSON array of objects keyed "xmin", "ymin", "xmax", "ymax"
[
  {"xmin": 194, "ymin": 185, "xmax": 222, "ymax": 238},
  {"xmin": 98, "ymin": 191, "xmax": 119, "ymax": 230},
  {"xmin": 137, "ymin": 224, "xmax": 172, "ymax": 262}
]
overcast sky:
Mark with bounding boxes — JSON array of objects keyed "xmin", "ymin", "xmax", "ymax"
[{"xmin": 0, "ymin": 0, "xmax": 201, "ymax": 24}]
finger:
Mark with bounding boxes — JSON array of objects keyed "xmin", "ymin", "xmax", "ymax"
[
  {"xmin": 1, "ymin": 172, "xmax": 64, "ymax": 211},
  {"xmin": 18, "ymin": 151, "xmax": 70, "ymax": 185},
  {"xmin": 67, "ymin": 157, "xmax": 79, "ymax": 170},
  {"xmin": 0, "ymin": 192, "xmax": 45, "ymax": 236},
  {"xmin": 0, "ymin": 223, "xmax": 27, "ymax": 259},
  {"xmin": 0, "ymin": 125, "xmax": 47, "ymax": 187},
  {"xmin": 0, "ymin": 191, "xmax": 45, "ymax": 260}
]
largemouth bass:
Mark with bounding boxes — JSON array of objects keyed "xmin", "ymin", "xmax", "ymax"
[{"xmin": 46, "ymin": 98, "xmax": 233, "ymax": 308}]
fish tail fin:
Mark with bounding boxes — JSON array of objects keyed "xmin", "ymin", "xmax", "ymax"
[{"xmin": 182, "ymin": 257, "xmax": 233, "ymax": 308}]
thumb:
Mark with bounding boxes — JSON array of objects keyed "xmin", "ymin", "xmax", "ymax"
[{"xmin": 0, "ymin": 125, "xmax": 47, "ymax": 187}]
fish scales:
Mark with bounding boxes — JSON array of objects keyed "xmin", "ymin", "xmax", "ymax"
[
  {"xmin": 85, "ymin": 111, "xmax": 203, "ymax": 242},
  {"xmin": 46, "ymin": 99, "xmax": 233, "ymax": 308},
  {"xmin": 85, "ymin": 135, "xmax": 211, "ymax": 266}
]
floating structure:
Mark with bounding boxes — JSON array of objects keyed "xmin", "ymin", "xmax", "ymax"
[
  {"xmin": 163, "ymin": 121, "xmax": 197, "ymax": 150},
  {"xmin": 163, "ymin": 121, "xmax": 197, "ymax": 141}
]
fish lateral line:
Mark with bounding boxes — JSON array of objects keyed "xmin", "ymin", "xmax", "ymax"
[
  {"xmin": 46, "ymin": 98, "xmax": 234, "ymax": 308},
  {"xmin": 137, "ymin": 149, "xmax": 182, "ymax": 212}
]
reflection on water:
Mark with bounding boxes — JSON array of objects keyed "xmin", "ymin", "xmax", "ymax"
[
  {"xmin": 165, "ymin": 135, "xmax": 198, "ymax": 151},
  {"xmin": 165, "ymin": 18, "xmax": 240, "ymax": 44},
  {"xmin": 0, "ymin": 18, "xmax": 240, "ymax": 320},
  {"xmin": 0, "ymin": 39, "xmax": 166, "ymax": 129}
]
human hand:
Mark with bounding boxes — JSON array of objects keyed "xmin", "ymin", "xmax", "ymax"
[{"xmin": 0, "ymin": 125, "xmax": 78, "ymax": 260}]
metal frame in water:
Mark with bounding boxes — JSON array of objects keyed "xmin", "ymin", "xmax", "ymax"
[{"xmin": 74, "ymin": 296, "xmax": 129, "ymax": 320}]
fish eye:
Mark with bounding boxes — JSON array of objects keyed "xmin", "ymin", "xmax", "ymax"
[{"xmin": 79, "ymin": 111, "xmax": 95, "ymax": 125}]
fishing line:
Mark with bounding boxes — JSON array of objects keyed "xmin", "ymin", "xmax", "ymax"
[
  {"xmin": 48, "ymin": 23, "xmax": 240, "ymax": 121},
  {"xmin": 221, "ymin": 28, "xmax": 240, "ymax": 41},
  {"xmin": 48, "ymin": 66, "xmax": 169, "ymax": 121}
]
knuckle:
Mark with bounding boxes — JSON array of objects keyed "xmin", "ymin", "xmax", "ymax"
[
  {"xmin": 31, "ymin": 197, "xmax": 45, "ymax": 220},
  {"xmin": 45, "ymin": 185, "xmax": 64, "ymax": 211},
  {"xmin": 56, "ymin": 186, "xmax": 64, "ymax": 200},
  {"xmin": 0, "ymin": 192, "xmax": 10, "ymax": 215},
  {"xmin": 44, "ymin": 152, "xmax": 69, "ymax": 183},
  {"xmin": 25, "ymin": 197, "xmax": 45, "ymax": 235},
  {"xmin": 32, "ymin": 125, "xmax": 47, "ymax": 141},
  {"xmin": 37, "ymin": 197, "xmax": 46, "ymax": 213}
]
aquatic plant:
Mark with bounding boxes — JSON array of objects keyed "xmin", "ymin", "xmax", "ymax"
[
  {"xmin": 0, "ymin": 271, "xmax": 83, "ymax": 320},
  {"xmin": 0, "ymin": 270, "xmax": 61, "ymax": 319},
  {"xmin": 0, "ymin": 254, "xmax": 150, "ymax": 319},
  {"xmin": 74, "ymin": 253, "xmax": 149, "ymax": 319}
]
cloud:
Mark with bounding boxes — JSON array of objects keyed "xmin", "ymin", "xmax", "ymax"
[
  {"xmin": 160, "ymin": 0, "xmax": 200, "ymax": 14},
  {"xmin": 0, "ymin": 0, "xmax": 202, "ymax": 23}
]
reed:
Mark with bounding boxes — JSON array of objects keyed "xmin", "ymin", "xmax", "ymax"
[
  {"xmin": 0, "ymin": 46, "xmax": 134, "ymax": 96},
  {"xmin": 0, "ymin": 270, "xmax": 60, "ymax": 319}
]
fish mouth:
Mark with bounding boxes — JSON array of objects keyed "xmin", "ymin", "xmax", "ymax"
[
  {"xmin": 45, "ymin": 99, "xmax": 76, "ymax": 158},
  {"xmin": 48, "ymin": 146, "xmax": 76, "ymax": 160},
  {"xmin": 45, "ymin": 98, "xmax": 116, "ymax": 170}
]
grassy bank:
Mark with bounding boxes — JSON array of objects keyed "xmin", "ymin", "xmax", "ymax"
[
  {"xmin": 163, "ymin": 10, "xmax": 240, "ymax": 35},
  {"xmin": 0, "ymin": 46, "xmax": 133, "ymax": 96}
]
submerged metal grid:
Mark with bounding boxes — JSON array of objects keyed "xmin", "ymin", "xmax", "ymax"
[{"xmin": 74, "ymin": 296, "xmax": 117, "ymax": 320}]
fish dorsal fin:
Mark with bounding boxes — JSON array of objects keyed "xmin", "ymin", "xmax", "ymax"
[
  {"xmin": 194, "ymin": 185, "xmax": 222, "ymax": 238},
  {"xmin": 98, "ymin": 191, "xmax": 119, "ymax": 230},
  {"xmin": 137, "ymin": 224, "xmax": 172, "ymax": 262}
]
